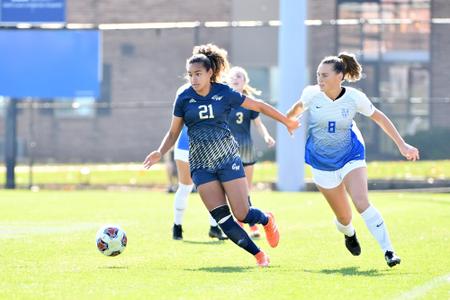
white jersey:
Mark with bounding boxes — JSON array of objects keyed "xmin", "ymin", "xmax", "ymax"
[{"xmin": 300, "ymin": 85, "xmax": 375, "ymax": 171}]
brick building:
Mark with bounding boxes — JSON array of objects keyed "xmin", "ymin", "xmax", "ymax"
[{"xmin": 0, "ymin": 0, "xmax": 448, "ymax": 163}]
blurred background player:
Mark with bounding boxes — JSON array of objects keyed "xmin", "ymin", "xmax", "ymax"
[
  {"xmin": 227, "ymin": 66, "xmax": 276, "ymax": 238},
  {"xmin": 163, "ymin": 150, "xmax": 178, "ymax": 193},
  {"xmin": 144, "ymin": 44, "xmax": 299, "ymax": 267},
  {"xmin": 286, "ymin": 52, "xmax": 419, "ymax": 267},
  {"xmin": 172, "ymin": 125, "xmax": 227, "ymax": 240}
]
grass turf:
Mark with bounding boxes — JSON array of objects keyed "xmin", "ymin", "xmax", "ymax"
[{"xmin": 0, "ymin": 190, "xmax": 449, "ymax": 299}]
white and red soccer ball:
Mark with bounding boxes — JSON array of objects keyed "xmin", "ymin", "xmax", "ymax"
[{"xmin": 96, "ymin": 225, "xmax": 127, "ymax": 256}]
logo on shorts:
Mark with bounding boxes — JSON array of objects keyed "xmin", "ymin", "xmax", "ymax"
[{"xmin": 232, "ymin": 163, "xmax": 240, "ymax": 171}]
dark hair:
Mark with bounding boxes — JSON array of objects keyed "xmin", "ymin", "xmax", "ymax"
[
  {"xmin": 321, "ymin": 52, "xmax": 362, "ymax": 82},
  {"xmin": 186, "ymin": 44, "xmax": 230, "ymax": 83}
]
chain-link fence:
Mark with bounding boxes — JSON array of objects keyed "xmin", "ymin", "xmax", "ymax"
[{"xmin": 0, "ymin": 97, "xmax": 449, "ymax": 166}]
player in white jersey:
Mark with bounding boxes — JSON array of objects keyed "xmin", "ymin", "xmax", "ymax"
[{"xmin": 287, "ymin": 52, "xmax": 419, "ymax": 267}]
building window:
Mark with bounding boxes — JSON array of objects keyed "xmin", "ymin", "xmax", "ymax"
[
  {"xmin": 245, "ymin": 67, "xmax": 271, "ymax": 99},
  {"xmin": 338, "ymin": 0, "xmax": 430, "ymax": 59},
  {"xmin": 337, "ymin": 0, "xmax": 431, "ymax": 157},
  {"xmin": 53, "ymin": 97, "xmax": 96, "ymax": 119}
]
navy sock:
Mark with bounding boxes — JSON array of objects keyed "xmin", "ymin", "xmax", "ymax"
[
  {"xmin": 219, "ymin": 217, "xmax": 260, "ymax": 255},
  {"xmin": 210, "ymin": 205, "xmax": 260, "ymax": 255},
  {"xmin": 243, "ymin": 207, "xmax": 269, "ymax": 226}
]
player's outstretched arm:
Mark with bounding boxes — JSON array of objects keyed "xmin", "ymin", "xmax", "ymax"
[
  {"xmin": 286, "ymin": 100, "xmax": 304, "ymax": 120},
  {"xmin": 370, "ymin": 109, "xmax": 420, "ymax": 161},
  {"xmin": 253, "ymin": 117, "xmax": 275, "ymax": 147},
  {"xmin": 143, "ymin": 116, "xmax": 184, "ymax": 169},
  {"xmin": 241, "ymin": 97, "xmax": 300, "ymax": 135}
]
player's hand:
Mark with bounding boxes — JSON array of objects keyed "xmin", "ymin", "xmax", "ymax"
[
  {"xmin": 399, "ymin": 143, "xmax": 420, "ymax": 161},
  {"xmin": 285, "ymin": 118, "xmax": 301, "ymax": 135},
  {"xmin": 264, "ymin": 135, "xmax": 276, "ymax": 148},
  {"xmin": 143, "ymin": 151, "xmax": 162, "ymax": 169}
]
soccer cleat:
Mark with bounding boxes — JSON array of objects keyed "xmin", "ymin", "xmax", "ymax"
[
  {"xmin": 263, "ymin": 212, "xmax": 279, "ymax": 248},
  {"xmin": 249, "ymin": 225, "xmax": 261, "ymax": 239},
  {"xmin": 172, "ymin": 224, "xmax": 183, "ymax": 240},
  {"xmin": 208, "ymin": 226, "xmax": 228, "ymax": 240},
  {"xmin": 344, "ymin": 233, "xmax": 361, "ymax": 256},
  {"xmin": 254, "ymin": 251, "xmax": 270, "ymax": 267},
  {"xmin": 385, "ymin": 251, "xmax": 401, "ymax": 267}
]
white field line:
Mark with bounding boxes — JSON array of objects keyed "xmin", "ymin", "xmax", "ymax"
[
  {"xmin": 0, "ymin": 222, "xmax": 99, "ymax": 239},
  {"xmin": 396, "ymin": 273, "xmax": 450, "ymax": 300}
]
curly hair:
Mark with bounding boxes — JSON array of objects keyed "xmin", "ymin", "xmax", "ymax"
[{"xmin": 186, "ymin": 44, "xmax": 230, "ymax": 83}]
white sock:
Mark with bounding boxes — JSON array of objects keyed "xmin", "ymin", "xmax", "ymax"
[
  {"xmin": 335, "ymin": 219, "xmax": 355, "ymax": 237},
  {"xmin": 173, "ymin": 183, "xmax": 193, "ymax": 225},
  {"xmin": 361, "ymin": 205, "xmax": 394, "ymax": 253},
  {"xmin": 209, "ymin": 215, "xmax": 218, "ymax": 226}
]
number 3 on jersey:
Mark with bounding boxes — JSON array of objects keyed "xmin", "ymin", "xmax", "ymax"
[
  {"xmin": 235, "ymin": 112, "xmax": 243, "ymax": 124},
  {"xmin": 199, "ymin": 104, "xmax": 214, "ymax": 119},
  {"xmin": 328, "ymin": 121, "xmax": 336, "ymax": 133}
]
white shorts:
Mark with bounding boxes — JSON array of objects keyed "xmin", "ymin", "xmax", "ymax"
[
  {"xmin": 174, "ymin": 147, "xmax": 189, "ymax": 163},
  {"xmin": 311, "ymin": 160, "xmax": 367, "ymax": 189}
]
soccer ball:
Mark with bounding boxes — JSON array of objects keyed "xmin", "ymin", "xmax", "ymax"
[{"xmin": 96, "ymin": 225, "xmax": 127, "ymax": 256}]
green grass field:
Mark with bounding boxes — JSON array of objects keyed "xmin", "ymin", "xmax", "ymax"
[
  {"xmin": 0, "ymin": 190, "xmax": 449, "ymax": 299},
  {"xmin": 2, "ymin": 160, "xmax": 449, "ymax": 187}
]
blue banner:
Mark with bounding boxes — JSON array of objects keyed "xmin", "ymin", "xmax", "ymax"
[
  {"xmin": 0, "ymin": 30, "xmax": 101, "ymax": 98},
  {"xmin": 1, "ymin": 0, "xmax": 65, "ymax": 23}
]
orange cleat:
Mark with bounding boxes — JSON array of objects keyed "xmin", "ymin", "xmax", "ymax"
[
  {"xmin": 263, "ymin": 212, "xmax": 279, "ymax": 248},
  {"xmin": 250, "ymin": 225, "xmax": 261, "ymax": 239},
  {"xmin": 255, "ymin": 251, "xmax": 270, "ymax": 267}
]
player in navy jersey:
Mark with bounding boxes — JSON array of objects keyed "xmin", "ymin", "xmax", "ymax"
[
  {"xmin": 227, "ymin": 66, "xmax": 275, "ymax": 238},
  {"xmin": 171, "ymin": 45, "xmax": 230, "ymax": 241},
  {"xmin": 172, "ymin": 125, "xmax": 227, "ymax": 241},
  {"xmin": 144, "ymin": 44, "xmax": 299, "ymax": 267},
  {"xmin": 286, "ymin": 52, "xmax": 419, "ymax": 267}
]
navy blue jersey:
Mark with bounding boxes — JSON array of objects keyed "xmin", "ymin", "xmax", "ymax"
[
  {"xmin": 173, "ymin": 83, "xmax": 246, "ymax": 171},
  {"xmin": 228, "ymin": 106, "xmax": 259, "ymax": 164},
  {"xmin": 228, "ymin": 106, "xmax": 259, "ymax": 140}
]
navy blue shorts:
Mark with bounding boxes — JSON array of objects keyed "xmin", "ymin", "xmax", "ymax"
[{"xmin": 191, "ymin": 158, "xmax": 246, "ymax": 187}]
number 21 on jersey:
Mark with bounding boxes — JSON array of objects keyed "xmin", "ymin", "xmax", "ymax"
[{"xmin": 199, "ymin": 104, "xmax": 214, "ymax": 119}]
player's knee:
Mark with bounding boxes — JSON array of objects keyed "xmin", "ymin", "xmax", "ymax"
[
  {"xmin": 210, "ymin": 205, "xmax": 232, "ymax": 224},
  {"xmin": 353, "ymin": 197, "xmax": 370, "ymax": 213},
  {"xmin": 234, "ymin": 209, "xmax": 250, "ymax": 223},
  {"xmin": 336, "ymin": 214, "xmax": 352, "ymax": 225}
]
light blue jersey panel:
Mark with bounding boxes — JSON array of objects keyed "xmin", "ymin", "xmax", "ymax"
[
  {"xmin": 176, "ymin": 125, "xmax": 189, "ymax": 151},
  {"xmin": 300, "ymin": 85, "xmax": 375, "ymax": 171},
  {"xmin": 305, "ymin": 123, "xmax": 365, "ymax": 170}
]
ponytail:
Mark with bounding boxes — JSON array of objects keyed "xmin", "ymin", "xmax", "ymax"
[
  {"xmin": 321, "ymin": 52, "xmax": 362, "ymax": 82},
  {"xmin": 338, "ymin": 52, "xmax": 362, "ymax": 82}
]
